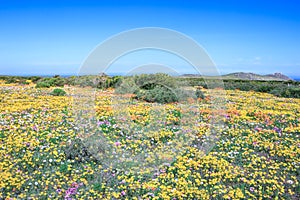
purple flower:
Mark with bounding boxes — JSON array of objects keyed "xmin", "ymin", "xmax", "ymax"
[
  {"xmin": 65, "ymin": 185, "xmax": 80, "ymax": 199},
  {"xmin": 147, "ymin": 193, "xmax": 155, "ymax": 197},
  {"xmin": 121, "ymin": 191, "xmax": 126, "ymax": 196},
  {"xmin": 97, "ymin": 121, "xmax": 105, "ymax": 125},
  {"xmin": 69, "ymin": 188, "xmax": 77, "ymax": 194},
  {"xmin": 32, "ymin": 125, "xmax": 38, "ymax": 131},
  {"xmin": 273, "ymin": 126, "xmax": 281, "ymax": 133},
  {"xmin": 224, "ymin": 114, "xmax": 230, "ymax": 119}
]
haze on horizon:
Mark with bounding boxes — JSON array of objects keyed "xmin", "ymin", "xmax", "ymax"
[{"xmin": 0, "ymin": 0, "xmax": 299, "ymax": 78}]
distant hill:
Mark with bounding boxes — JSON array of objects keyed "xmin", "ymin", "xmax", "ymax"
[
  {"xmin": 222, "ymin": 72, "xmax": 292, "ymax": 81},
  {"xmin": 182, "ymin": 72, "xmax": 293, "ymax": 81}
]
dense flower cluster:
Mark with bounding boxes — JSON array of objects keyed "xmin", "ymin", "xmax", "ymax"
[{"xmin": 0, "ymin": 83, "xmax": 299, "ymax": 199}]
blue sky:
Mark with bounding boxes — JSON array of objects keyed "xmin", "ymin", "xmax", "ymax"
[{"xmin": 0, "ymin": 0, "xmax": 299, "ymax": 78}]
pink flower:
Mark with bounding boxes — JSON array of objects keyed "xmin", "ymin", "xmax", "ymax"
[
  {"xmin": 254, "ymin": 127, "xmax": 262, "ymax": 131},
  {"xmin": 121, "ymin": 191, "xmax": 126, "ymax": 196},
  {"xmin": 115, "ymin": 141, "xmax": 121, "ymax": 146}
]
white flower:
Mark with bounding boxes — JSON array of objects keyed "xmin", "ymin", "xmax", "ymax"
[
  {"xmin": 34, "ymin": 182, "xmax": 38, "ymax": 185},
  {"xmin": 287, "ymin": 180, "xmax": 294, "ymax": 184},
  {"xmin": 49, "ymin": 159, "xmax": 53, "ymax": 163}
]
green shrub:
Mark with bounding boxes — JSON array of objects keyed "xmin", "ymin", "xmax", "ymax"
[
  {"xmin": 50, "ymin": 88, "xmax": 67, "ymax": 96},
  {"xmin": 115, "ymin": 77, "xmax": 138, "ymax": 94},
  {"xmin": 134, "ymin": 73, "xmax": 177, "ymax": 89},
  {"xmin": 256, "ymin": 83, "xmax": 275, "ymax": 92},
  {"xmin": 97, "ymin": 75, "xmax": 122, "ymax": 89},
  {"xmin": 116, "ymin": 73, "xmax": 192, "ymax": 104},
  {"xmin": 36, "ymin": 77, "xmax": 66, "ymax": 88},
  {"xmin": 64, "ymin": 138, "xmax": 97, "ymax": 162},
  {"xmin": 195, "ymin": 87, "xmax": 205, "ymax": 99},
  {"xmin": 270, "ymin": 86, "xmax": 300, "ymax": 98},
  {"xmin": 36, "ymin": 81, "xmax": 51, "ymax": 88},
  {"xmin": 5, "ymin": 77, "xmax": 19, "ymax": 84},
  {"xmin": 28, "ymin": 76, "xmax": 42, "ymax": 83},
  {"xmin": 288, "ymin": 87, "xmax": 300, "ymax": 98},
  {"xmin": 135, "ymin": 85, "xmax": 179, "ymax": 103}
]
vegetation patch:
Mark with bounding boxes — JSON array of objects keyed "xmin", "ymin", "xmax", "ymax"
[{"xmin": 50, "ymin": 88, "xmax": 67, "ymax": 96}]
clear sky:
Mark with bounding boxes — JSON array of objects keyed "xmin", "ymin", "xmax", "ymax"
[{"xmin": 0, "ymin": 0, "xmax": 299, "ymax": 78}]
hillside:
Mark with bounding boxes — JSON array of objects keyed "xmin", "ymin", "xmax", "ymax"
[
  {"xmin": 223, "ymin": 72, "xmax": 292, "ymax": 81},
  {"xmin": 182, "ymin": 72, "xmax": 293, "ymax": 81}
]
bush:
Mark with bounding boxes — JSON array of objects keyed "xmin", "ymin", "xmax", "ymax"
[
  {"xmin": 36, "ymin": 81, "xmax": 51, "ymax": 88},
  {"xmin": 115, "ymin": 77, "xmax": 139, "ymax": 94},
  {"xmin": 50, "ymin": 88, "xmax": 67, "ymax": 96},
  {"xmin": 270, "ymin": 86, "xmax": 300, "ymax": 98},
  {"xmin": 135, "ymin": 85, "xmax": 179, "ymax": 103},
  {"xmin": 64, "ymin": 138, "xmax": 97, "ymax": 162},
  {"xmin": 288, "ymin": 87, "xmax": 300, "ymax": 98},
  {"xmin": 36, "ymin": 77, "xmax": 66, "ymax": 88},
  {"xmin": 28, "ymin": 76, "xmax": 42, "ymax": 83},
  {"xmin": 195, "ymin": 87, "xmax": 205, "ymax": 99},
  {"xmin": 116, "ymin": 73, "xmax": 193, "ymax": 104},
  {"xmin": 97, "ymin": 75, "xmax": 122, "ymax": 89},
  {"xmin": 256, "ymin": 83, "xmax": 275, "ymax": 92}
]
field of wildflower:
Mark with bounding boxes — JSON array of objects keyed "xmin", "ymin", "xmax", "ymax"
[{"xmin": 0, "ymin": 80, "xmax": 299, "ymax": 199}]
